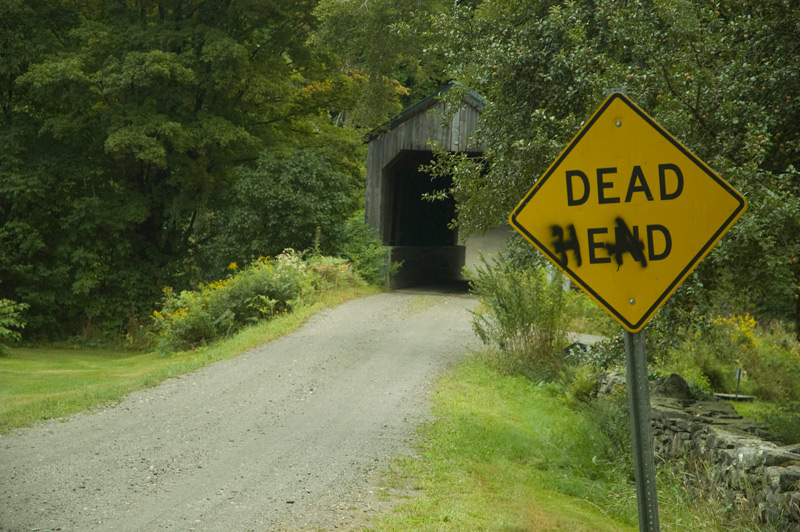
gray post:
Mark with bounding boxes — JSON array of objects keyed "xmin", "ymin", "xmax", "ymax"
[
  {"xmin": 624, "ymin": 330, "xmax": 660, "ymax": 532},
  {"xmin": 604, "ymin": 87, "xmax": 628, "ymax": 97}
]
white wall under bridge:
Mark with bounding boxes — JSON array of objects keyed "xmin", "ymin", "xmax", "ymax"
[{"xmin": 461, "ymin": 226, "xmax": 512, "ymax": 279}]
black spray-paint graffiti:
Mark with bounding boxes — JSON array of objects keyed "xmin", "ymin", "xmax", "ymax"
[
  {"xmin": 606, "ymin": 217, "xmax": 647, "ymax": 267},
  {"xmin": 551, "ymin": 224, "xmax": 582, "ymax": 267},
  {"xmin": 550, "ymin": 218, "xmax": 672, "ymax": 270}
]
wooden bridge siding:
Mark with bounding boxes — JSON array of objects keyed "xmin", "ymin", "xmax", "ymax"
[{"xmin": 365, "ymin": 102, "xmax": 482, "ymax": 242}]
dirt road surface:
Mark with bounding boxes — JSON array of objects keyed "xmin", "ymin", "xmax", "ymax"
[{"xmin": 0, "ymin": 288, "xmax": 478, "ymax": 532}]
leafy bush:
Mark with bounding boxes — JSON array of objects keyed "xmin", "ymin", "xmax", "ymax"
[
  {"xmin": 152, "ymin": 250, "xmax": 314, "ymax": 352},
  {"xmin": 467, "ymin": 253, "xmax": 572, "ymax": 379},
  {"xmin": 306, "ymin": 254, "xmax": 363, "ymax": 291},
  {"xmin": 565, "ymin": 290, "xmax": 621, "ymax": 339},
  {"xmin": 199, "ymin": 147, "xmax": 362, "ymax": 277},
  {"xmin": 654, "ymin": 315, "xmax": 800, "ymax": 401},
  {"xmin": 339, "ymin": 215, "xmax": 398, "ymax": 286},
  {"xmin": 564, "ymin": 334, "xmax": 626, "ymax": 371},
  {"xmin": 581, "ymin": 389, "xmax": 632, "ymax": 472},
  {"xmin": 763, "ymin": 396, "xmax": 800, "ymax": 445},
  {"xmin": 561, "ymin": 364, "xmax": 599, "ymax": 405},
  {"xmin": 0, "ymin": 299, "xmax": 29, "ymax": 356}
]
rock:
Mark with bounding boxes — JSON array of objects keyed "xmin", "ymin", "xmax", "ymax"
[
  {"xmin": 649, "ymin": 378, "xmax": 800, "ymax": 530},
  {"xmin": 782, "ymin": 443, "xmax": 800, "ymax": 455},
  {"xmin": 563, "ymin": 342, "xmax": 590, "ymax": 357},
  {"xmin": 763, "ymin": 449, "xmax": 800, "ymax": 468},
  {"xmin": 764, "ymin": 465, "xmax": 800, "ymax": 493},
  {"xmin": 651, "ymin": 373, "xmax": 694, "ymax": 401},
  {"xmin": 789, "ymin": 492, "xmax": 800, "ymax": 521},
  {"xmin": 596, "ymin": 371, "xmax": 626, "ymax": 396},
  {"xmin": 688, "ymin": 400, "xmax": 742, "ymax": 421},
  {"xmin": 735, "ymin": 446, "xmax": 766, "ymax": 470}
]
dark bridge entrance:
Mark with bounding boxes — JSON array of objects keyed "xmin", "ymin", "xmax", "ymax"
[
  {"xmin": 365, "ymin": 83, "xmax": 484, "ymax": 289},
  {"xmin": 387, "ymin": 150, "xmax": 456, "ymax": 247}
]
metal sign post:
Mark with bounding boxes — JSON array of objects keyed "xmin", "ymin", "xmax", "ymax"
[
  {"xmin": 625, "ymin": 330, "xmax": 660, "ymax": 532},
  {"xmin": 507, "ymin": 91, "xmax": 746, "ymax": 532}
]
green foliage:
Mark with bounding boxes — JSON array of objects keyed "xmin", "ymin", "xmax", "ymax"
[
  {"xmin": 565, "ymin": 335, "xmax": 626, "ymax": 372},
  {"xmin": 655, "ymin": 463, "xmax": 773, "ymax": 532},
  {"xmin": 0, "ymin": 299, "xmax": 29, "ymax": 356},
  {"xmin": 312, "ymin": 0, "xmax": 450, "ymax": 129},
  {"xmin": 566, "ymin": 291, "xmax": 621, "ymax": 339},
  {"xmin": 152, "ymin": 250, "xmax": 315, "ymax": 353},
  {"xmin": 467, "ymin": 252, "xmax": 571, "ymax": 379},
  {"xmin": 1, "ymin": 1, "xmax": 367, "ymax": 339},
  {"xmin": 763, "ymin": 395, "xmax": 800, "ymax": 444},
  {"xmin": 654, "ymin": 315, "xmax": 800, "ymax": 401},
  {"xmin": 199, "ymin": 144, "xmax": 363, "ymax": 277},
  {"xmin": 339, "ymin": 215, "xmax": 397, "ymax": 286},
  {"xmin": 580, "ymin": 388, "xmax": 633, "ymax": 473},
  {"xmin": 306, "ymin": 255, "xmax": 362, "ymax": 292},
  {"xmin": 560, "ymin": 364, "xmax": 599, "ymax": 405},
  {"xmin": 426, "ymin": 0, "xmax": 800, "ymax": 330}
]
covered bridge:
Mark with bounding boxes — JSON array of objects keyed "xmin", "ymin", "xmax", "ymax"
[{"xmin": 366, "ymin": 82, "xmax": 497, "ymax": 288}]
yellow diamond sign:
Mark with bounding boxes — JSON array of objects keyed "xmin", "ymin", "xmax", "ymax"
[{"xmin": 509, "ymin": 93, "xmax": 747, "ymax": 332}]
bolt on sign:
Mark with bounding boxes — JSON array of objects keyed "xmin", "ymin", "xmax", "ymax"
[{"xmin": 509, "ymin": 92, "xmax": 747, "ymax": 332}]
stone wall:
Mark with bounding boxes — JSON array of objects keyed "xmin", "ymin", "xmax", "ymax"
[{"xmin": 651, "ymin": 395, "xmax": 800, "ymax": 530}]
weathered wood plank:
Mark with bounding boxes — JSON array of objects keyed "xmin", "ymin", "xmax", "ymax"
[{"xmin": 366, "ymin": 84, "xmax": 484, "ymax": 240}]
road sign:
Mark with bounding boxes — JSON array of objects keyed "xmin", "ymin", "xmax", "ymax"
[{"xmin": 509, "ymin": 92, "xmax": 747, "ymax": 332}]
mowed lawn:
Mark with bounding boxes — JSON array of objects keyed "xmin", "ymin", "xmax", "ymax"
[
  {"xmin": 0, "ymin": 289, "xmax": 379, "ymax": 433},
  {"xmin": 0, "ymin": 347, "xmax": 196, "ymax": 431}
]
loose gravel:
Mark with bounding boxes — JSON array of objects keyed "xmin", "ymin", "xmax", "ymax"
[{"xmin": 0, "ymin": 288, "xmax": 478, "ymax": 532}]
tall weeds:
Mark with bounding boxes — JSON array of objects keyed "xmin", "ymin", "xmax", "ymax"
[{"xmin": 467, "ymin": 253, "xmax": 571, "ymax": 379}]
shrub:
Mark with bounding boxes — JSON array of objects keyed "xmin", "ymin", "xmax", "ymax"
[
  {"xmin": 763, "ymin": 396, "xmax": 800, "ymax": 444},
  {"xmin": 654, "ymin": 314, "xmax": 800, "ymax": 401},
  {"xmin": 566, "ymin": 290, "xmax": 621, "ymax": 338},
  {"xmin": 561, "ymin": 364, "xmax": 600, "ymax": 404},
  {"xmin": 564, "ymin": 334, "xmax": 625, "ymax": 371},
  {"xmin": 199, "ymin": 147, "xmax": 362, "ymax": 275},
  {"xmin": 0, "ymin": 299, "xmax": 29, "ymax": 356},
  {"xmin": 306, "ymin": 254, "xmax": 363, "ymax": 291},
  {"xmin": 745, "ymin": 323, "xmax": 800, "ymax": 401},
  {"xmin": 339, "ymin": 215, "xmax": 398, "ymax": 286},
  {"xmin": 581, "ymin": 389, "xmax": 632, "ymax": 472},
  {"xmin": 152, "ymin": 250, "xmax": 313, "ymax": 352},
  {"xmin": 467, "ymin": 253, "xmax": 572, "ymax": 379}
]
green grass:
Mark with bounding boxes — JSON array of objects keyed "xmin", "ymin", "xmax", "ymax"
[
  {"xmin": 370, "ymin": 356, "xmax": 769, "ymax": 532},
  {"xmin": 370, "ymin": 357, "xmax": 639, "ymax": 532},
  {"xmin": 0, "ymin": 285, "xmax": 379, "ymax": 432},
  {"xmin": 729, "ymin": 398, "xmax": 770, "ymax": 420}
]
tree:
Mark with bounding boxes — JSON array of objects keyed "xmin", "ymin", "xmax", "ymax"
[
  {"xmin": 425, "ymin": 0, "xmax": 800, "ymax": 330},
  {"xmin": 0, "ymin": 1, "xmax": 366, "ymax": 337},
  {"xmin": 199, "ymin": 138, "xmax": 363, "ymax": 275},
  {"xmin": 312, "ymin": 0, "xmax": 451, "ymax": 129}
]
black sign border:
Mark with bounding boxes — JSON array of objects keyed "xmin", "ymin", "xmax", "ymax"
[{"xmin": 509, "ymin": 92, "xmax": 747, "ymax": 332}]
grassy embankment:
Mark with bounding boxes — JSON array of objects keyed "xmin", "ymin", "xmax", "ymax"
[
  {"xmin": 369, "ymin": 356, "xmax": 770, "ymax": 532},
  {"xmin": 0, "ymin": 285, "xmax": 379, "ymax": 432},
  {"xmin": 370, "ymin": 357, "xmax": 638, "ymax": 532}
]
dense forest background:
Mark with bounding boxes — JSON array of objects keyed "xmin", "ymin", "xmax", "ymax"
[{"xmin": 1, "ymin": 0, "xmax": 799, "ymax": 340}]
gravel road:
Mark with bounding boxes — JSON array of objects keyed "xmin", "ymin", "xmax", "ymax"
[{"xmin": 0, "ymin": 288, "xmax": 479, "ymax": 532}]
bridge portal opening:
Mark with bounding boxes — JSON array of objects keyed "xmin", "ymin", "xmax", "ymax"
[
  {"xmin": 387, "ymin": 150, "xmax": 456, "ymax": 247},
  {"xmin": 364, "ymin": 82, "xmax": 487, "ymax": 289},
  {"xmin": 382, "ymin": 150, "xmax": 473, "ymax": 290}
]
